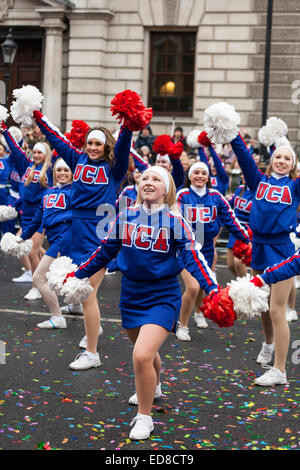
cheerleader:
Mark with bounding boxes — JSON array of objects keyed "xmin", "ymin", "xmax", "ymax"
[
  {"xmin": 226, "ymin": 174, "xmax": 253, "ymax": 277},
  {"xmin": 251, "ymin": 251, "xmax": 299, "ymax": 386},
  {"xmin": 33, "ymin": 109, "xmax": 133, "ymax": 368},
  {"xmin": 229, "ymin": 134, "xmax": 300, "ymax": 385},
  {"xmin": 1, "ymin": 123, "xmax": 53, "ymax": 300},
  {"xmin": 176, "ymin": 161, "xmax": 250, "ymax": 340},
  {"xmin": 0, "ymin": 141, "xmax": 12, "ymax": 237},
  {"xmin": 18, "ymin": 158, "xmax": 73, "ymax": 329},
  {"xmin": 63, "ymin": 166, "xmax": 219, "ymax": 440}
]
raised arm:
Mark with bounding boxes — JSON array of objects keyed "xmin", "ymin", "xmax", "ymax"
[
  {"xmin": 230, "ymin": 134, "xmax": 263, "ymax": 192},
  {"xmin": 33, "ymin": 110, "xmax": 83, "ymax": 172},
  {"xmin": 208, "ymin": 145, "xmax": 229, "ymax": 186},
  {"xmin": 1, "ymin": 124, "xmax": 31, "ymax": 176}
]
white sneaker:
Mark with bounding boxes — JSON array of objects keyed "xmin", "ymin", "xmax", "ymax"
[
  {"xmin": 79, "ymin": 325, "xmax": 103, "ymax": 349},
  {"xmin": 12, "ymin": 271, "xmax": 33, "ymax": 283},
  {"xmin": 60, "ymin": 304, "xmax": 83, "ymax": 315},
  {"xmin": 104, "ymin": 271, "xmax": 116, "ymax": 276},
  {"xmin": 254, "ymin": 367, "xmax": 287, "ymax": 387},
  {"xmin": 286, "ymin": 307, "xmax": 298, "ymax": 322},
  {"xmin": 37, "ymin": 316, "xmax": 67, "ymax": 329},
  {"xmin": 24, "ymin": 287, "xmax": 42, "ymax": 300},
  {"xmin": 256, "ymin": 342, "xmax": 274, "ymax": 365},
  {"xmin": 69, "ymin": 351, "xmax": 101, "ymax": 370},
  {"xmin": 128, "ymin": 383, "xmax": 162, "ymax": 406},
  {"xmin": 194, "ymin": 312, "xmax": 208, "ymax": 328},
  {"xmin": 175, "ymin": 323, "xmax": 191, "ymax": 341},
  {"xmin": 129, "ymin": 414, "xmax": 154, "ymax": 440}
]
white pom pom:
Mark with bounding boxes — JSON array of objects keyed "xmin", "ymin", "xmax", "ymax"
[
  {"xmin": 204, "ymin": 102, "xmax": 240, "ymax": 144},
  {"xmin": 0, "ymin": 105, "xmax": 9, "ymax": 123},
  {"xmin": 258, "ymin": 125, "xmax": 275, "ymax": 147},
  {"xmin": 60, "ymin": 277, "xmax": 93, "ymax": 305},
  {"xmin": 266, "ymin": 116, "xmax": 288, "ymax": 139},
  {"xmin": 10, "ymin": 85, "xmax": 43, "ymax": 127},
  {"xmin": 228, "ymin": 274, "xmax": 270, "ymax": 319},
  {"xmin": 290, "ymin": 232, "xmax": 300, "ymax": 250},
  {"xmin": 46, "ymin": 256, "xmax": 78, "ymax": 293},
  {"xmin": 0, "ymin": 205, "xmax": 18, "ymax": 222},
  {"xmin": 274, "ymin": 136, "xmax": 291, "ymax": 148},
  {"xmin": 186, "ymin": 129, "xmax": 201, "ymax": 148},
  {"xmin": 0, "ymin": 232, "xmax": 32, "ymax": 258}
]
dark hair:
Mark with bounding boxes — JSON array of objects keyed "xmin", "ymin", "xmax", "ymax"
[{"xmin": 174, "ymin": 126, "xmax": 183, "ymax": 133}]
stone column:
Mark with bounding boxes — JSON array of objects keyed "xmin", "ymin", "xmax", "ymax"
[
  {"xmin": 65, "ymin": 8, "xmax": 114, "ymax": 128},
  {"xmin": 36, "ymin": 9, "xmax": 67, "ymax": 128}
]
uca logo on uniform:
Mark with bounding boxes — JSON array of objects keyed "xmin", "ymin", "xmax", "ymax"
[
  {"xmin": 256, "ymin": 182, "xmax": 292, "ymax": 205},
  {"xmin": 73, "ymin": 164, "xmax": 108, "ymax": 185}
]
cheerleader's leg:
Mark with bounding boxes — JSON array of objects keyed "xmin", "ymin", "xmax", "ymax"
[
  {"xmin": 32, "ymin": 255, "xmax": 61, "ymax": 316},
  {"xmin": 82, "ymin": 267, "xmax": 106, "ymax": 354},
  {"xmin": 269, "ymin": 278, "xmax": 293, "ymax": 373}
]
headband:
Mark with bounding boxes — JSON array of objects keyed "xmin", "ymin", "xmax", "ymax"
[
  {"xmin": 188, "ymin": 161, "xmax": 209, "ymax": 179},
  {"xmin": 55, "ymin": 158, "xmax": 71, "ymax": 171},
  {"xmin": 143, "ymin": 166, "xmax": 170, "ymax": 193},
  {"xmin": 33, "ymin": 142, "xmax": 46, "ymax": 154},
  {"xmin": 272, "ymin": 145, "xmax": 297, "ymax": 169},
  {"xmin": 156, "ymin": 154, "xmax": 171, "ymax": 164},
  {"xmin": 87, "ymin": 130, "xmax": 106, "ymax": 144}
]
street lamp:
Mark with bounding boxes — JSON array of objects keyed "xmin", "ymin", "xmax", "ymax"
[{"xmin": 1, "ymin": 28, "xmax": 18, "ymax": 105}]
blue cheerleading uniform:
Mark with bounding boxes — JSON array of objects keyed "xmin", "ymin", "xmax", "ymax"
[
  {"xmin": 0, "ymin": 156, "xmax": 13, "ymax": 235},
  {"xmin": 231, "ymin": 134, "xmax": 300, "ymax": 271},
  {"xmin": 198, "ymin": 146, "xmax": 229, "ymax": 195},
  {"xmin": 34, "ymin": 112, "xmax": 132, "ymax": 265},
  {"xmin": 3, "ymin": 129, "xmax": 53, "ymax": 235},
  {"xmin": 227, "ymin": 184, "xmax": 253, "ymax": 249},
  {"xmin": 74, "ymin": 205, "xmax": 218, "ymax": 332},
  {"xmin": 177, "ymin": 186, "xmax": 250, "ymax": 267},
  {"xmin": 21, "ymin": 183, "xmax": 73, "ymax": 258}
]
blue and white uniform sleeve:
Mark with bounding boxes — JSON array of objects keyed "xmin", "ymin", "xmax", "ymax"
[
  {"xmin": 130, "ymin": 147, "xmax": 150, "ymax": 173},
  {"xmin": 260, "ymin": 250, "xmax": 300, "ymax": 285},
  {"xmin": 230, "ymin": 134, "xmax": 264, "ymax": 192},
  {"xmin": 208, "ymin": 145, "xmax": 229, "ymax": 187},
  {"xmin": 171, "ymin": 158, "xmax": 185, "ymax": 189},
  {"xmin": 34, "ymin": 112, "xmax": 84, "ymax": 172},
  {"xmin": 172, "ymin": 213, "xmax": 218, "ymax": 294},
  {"xmin": 113, "ymin": 125, "xmax": 132, "ymax": 183},
  {"xmin": 75, "ymin": 216, "xmax": 122, "ymax": 279},
  {"xmin": 2, "ymin": 129, "xmax": 31, "ymax": 177},
  {"xmin": 198, "ymin": 147, "xmax": 210, "ymax": 165},
  {"xmin": 214, "ymin": 191, "xmax": 250, "ymax": 243}
]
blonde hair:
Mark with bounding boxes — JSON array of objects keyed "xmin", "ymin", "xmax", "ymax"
[
  {"xmin": 136, "ymin": 169, "xmax": 180, "ymax": 214},
  {"xmin": 84, "ymin": 127, "xmax": 116, "ymax": 166},
  {"xmin": 25, "ymin": 142, "xmax": 52, "ymax": 188},
  {"xmin": 52, "ymin": 158, "xmax": 73, "ymax": 186}
]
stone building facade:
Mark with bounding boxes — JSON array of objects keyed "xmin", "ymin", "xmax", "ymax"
[{"xmin": 0, "ymin": 0, "xmax": 299, "ymax": 144}]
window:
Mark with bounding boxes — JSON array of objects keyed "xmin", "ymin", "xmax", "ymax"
[{"xmin": 149, "ymin": 32, "xmax": 196, "ymax": 116}]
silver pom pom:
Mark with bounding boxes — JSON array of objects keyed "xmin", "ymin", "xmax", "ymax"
[
  {"xmin": 0, "ymin": 205, "xmax": 18, "ymax": 222},
  {"xmin": 186, "ymin": 129, "xmax": 201, "ymax": 148},
  {"xmin": 46, "ymin": 256, "xmax": 78, "ymax": 294},
  {"xmin": 0, "ymin": 232, "xmax": 32, "ymax": 258},
  {"xmin": 60, "ymin": 277, "xmax": 93, "ymax": 305},
  {"xmin": 0, "ymin": 105, "xmax": 9, "ymax": 123}
]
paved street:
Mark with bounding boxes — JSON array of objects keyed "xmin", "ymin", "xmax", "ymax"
[{"xmin": 0, "ymin": 251, "xmax": 299, "ymax": 451}]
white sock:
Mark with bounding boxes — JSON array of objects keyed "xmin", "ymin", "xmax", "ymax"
[
  {"xmin": 25, "ymin": 270, "xmax": 32, "ymax": 275},
  {"xmin": 85, "ymin": 351, "xmax": 98, "ymax": 358}
]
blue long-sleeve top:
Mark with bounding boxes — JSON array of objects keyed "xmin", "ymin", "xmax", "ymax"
[
  {"xmin": 0, "ymin": 156, "xmax": 10, "ymax": 186},
  {"xmin": 115, "ymin": 184, "xmax": 138, "ymax": 215},
  {"xmin": 75, "ymin": 204, "xmax": 218, "ymax": 295},
  {"xmin": 2, "ymin": 129, "xmax": 53, "ymax": 206},
  {"xmin": 176, "ymin": 186, "xmax": 250, "ymax": 245},
  {"xmin": 171, "ymin": 158, "xmax": 185, "ymax": 189},
  {"xmin": 227, "ymin": 184, "xmax": 253, "ymax": 224},
  {"xmin": 231, "ymin": 134, "xmax": 300, "ymax": 243},
  {"xmin": 198, "ymin": 146, "xmax": 229, "ymax": 195},
  {"xmin": 21, "ymin": 183, "xmax": 72, "ymax": 241},
  {"xmin": 34, "ymin": 113, "xmax": 132, "ymax": 218}
]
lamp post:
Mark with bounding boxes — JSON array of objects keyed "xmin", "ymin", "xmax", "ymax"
[{"xmin": 1, "ymin": 28, "xmax": 18, "ymax": 106}]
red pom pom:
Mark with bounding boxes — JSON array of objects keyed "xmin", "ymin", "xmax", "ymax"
[
  {"xmin": 110, "ymin": 90, "xmax": 152, "ymax": 131},
  {"xmin": 201, "ymin": 287, "xmax": 237, "ymax": 327},
  {"xmin": 198, "ymin": 131, "xmax": 212, "ymax": 147},
  {"xmin": 52, "ymin": 149, "xmax": 58, "ymax": 158},
  {"xmin": 33, "ymin": 110, "xmax": 43, "ymax": 122},
  {"xmin": 153, "ymin": 135, "xmax": 172, "ymax": 156},
  {"xmin": 232, "ymin": 240, "xmax": 252, "ymax": 267},
  {"xmin": 67, "ymin": 120, "xmax": 90, "ymax": 149},
  {"xmin": 169, "ymin": 141, "xmax": 184, "ymax": 160}
]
